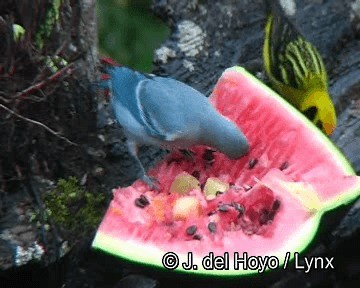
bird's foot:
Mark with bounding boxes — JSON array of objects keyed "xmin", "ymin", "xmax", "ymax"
[
  {"xmin": 141, "ymin": 174, "xmax": 160, "ymax": 192},
  {"xmin": 179, "ymin": 149, "xmax": 195, "ymax": 162}
]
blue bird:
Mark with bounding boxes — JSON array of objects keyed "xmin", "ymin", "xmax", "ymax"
[{"xmin": 103, "ymin": 66, "xmax": 249, "ymax": 189}]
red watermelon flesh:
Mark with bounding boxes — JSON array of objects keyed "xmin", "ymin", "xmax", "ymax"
[{"xmin": 93, "ymin": 67, "xmax": 360, "ymax": 276}]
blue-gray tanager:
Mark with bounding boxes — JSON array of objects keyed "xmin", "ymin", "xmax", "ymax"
[{"xmin": 103, "ymin": 66, "xmax": 249, "ymax": 189}]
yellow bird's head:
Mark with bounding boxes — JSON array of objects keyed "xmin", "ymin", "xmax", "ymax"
[{"xmin": 300, "ymin": 90, "xmax": 337, "ymax": 136}]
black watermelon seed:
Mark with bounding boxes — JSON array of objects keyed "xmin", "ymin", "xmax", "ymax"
[
  {"xmin": 243, "ymin": 184, "xmax": 252, "ymax": 191},
  {"xmin": 139, "ymin": 195, "xmax": 150, "ymax": 205},
  {"xmin": 180, "ymin": 149, "xmax": 195, "ymax": 159},
  {"xmin": 203, "ymin": 149, "xmax": 215, "ymax": 162},
  {"xmin": 248, "ymin": 158, "xmax": 258, "ymax": 169},
  {"xmin": 262, "ymin": 209, "xmax": 269, "ymax": 215},
  {"xmin": 267, "ymin": 211, "xmax": 275, "ymax": 222},
  {"xmin": 208, "ymin": 222, "xmax": 217, "ymax": 233},
  {"xmin": 215, "ymin": 190, "xmax": 224, "ymax": 196},
  {"xmin": 186, "ymin": 225, "xmax": 197, "ymax": 236},
  {"xmin": 193, "ymin": 234, "xmax": 202, "ymax": 240},
  {"xmin": 191, "ymin": 170, "xmax": 201, "ymax": 180},
  {"xmin": 232, "ymin": 202, "xmax": 245, "ymax": 215},
  {"xmin": 135, "ymin": 195, "xmax": 150, "ymax": 208},
  {"xmin": 259, "ymin": 214, "xmax": 268, "ymax": 225},
  {"xmin": 272, "ymin": 199, "xmax": 281, "ymax": 211},
  {"xmin": 200, "ymin": 183, "xmax": 205, "ymax": 190},
  {"xmin": 135, "ymin": 198, "xmax": 146, "ymax": 208},
  {"xmin": 218, "ymin": 204, "xmax": 229, "ymax": 212},
  {"xmin": 280, "ymin": 161, "xmax": 289, "ymax": 171},
  {"xmin": 259, "ymin": 209, "xmax": 269, "ymax": 225}
]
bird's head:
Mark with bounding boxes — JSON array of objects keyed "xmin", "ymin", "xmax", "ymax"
[
  {"xmin": 301, "ymin": 90, "xmax": 337, "ymax": 136},
  {"xmin": 98, "ymin": 57, "xmax": 122, "ymax": 102},
  {"xmin": 201, "ymin": 115, "xmax": 249, "ymax": 159},
  {"xmin": 220, "ymin": 123, "xmax": 250, "ymax": 159}
]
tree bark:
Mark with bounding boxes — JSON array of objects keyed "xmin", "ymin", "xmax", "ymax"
[{"xmin": 0, "ymin": 0, "xmax": 99, "ymax": 279}]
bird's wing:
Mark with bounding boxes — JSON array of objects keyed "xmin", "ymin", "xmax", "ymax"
[
  {"xmin": 109, "ymin": 67, "xmax": 151, "ymax": 128},
  {"xmin": 267, "ymin": 13, "xmax": 326, "ymax": 90},
  {"xmin": 267, "ymin": 14, "xmax": 300, "ymax": 87},
  {"xmin": 136, "ymin": 77, "xmax": 207, "ymax": 142}
]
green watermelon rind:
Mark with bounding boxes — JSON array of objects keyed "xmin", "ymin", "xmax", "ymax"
[
  {"xmin": 93, "ymin": 213, "xmax": 321, "ymax": 277},
  {"xmin": 92, "ymin": 66, "xmax": 360, "ymax": 277}
]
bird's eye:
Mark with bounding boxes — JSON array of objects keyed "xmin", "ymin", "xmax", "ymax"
[
  {"xmin": 303, "ymin": 106, "xmax": 318, "ymax": 121},
  {"xmin": 316, "ymin": 120, "xmax": 323, "ymax": 130}
]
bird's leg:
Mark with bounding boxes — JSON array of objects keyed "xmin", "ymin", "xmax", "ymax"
[{"xmin": 127, "ymin": 140, "xmax": 160, "ymax": 191}]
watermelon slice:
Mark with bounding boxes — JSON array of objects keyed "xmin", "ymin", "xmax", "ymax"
[{"xmin": 92, "ymin": 66, "xmax": 360, "ymax": 277}]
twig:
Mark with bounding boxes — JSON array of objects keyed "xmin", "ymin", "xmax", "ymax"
[
  {"xmin": 0, "ymin": 95, "xmax": 10, "ymax": 103},
  {"xmin": 0, "ymin": 104, "xmax": 78, "ymax": 146},
  {"xmin": 13, "ymin": 63, "xmax": 75, "ymax": 99}
]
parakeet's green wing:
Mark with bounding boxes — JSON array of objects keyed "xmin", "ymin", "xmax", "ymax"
[{"xmin": 267, "ymin": 14, "xmax": 327, "ymax": 91}]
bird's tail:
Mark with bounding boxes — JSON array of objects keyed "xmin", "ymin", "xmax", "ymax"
[
  {"xmin": 263, "ymin": 0, "xmax": 302, "ymax": 77},
  {"xmin": 263, "ymin": 0, "xmax": 298, "ymax": 33},
  {"xmin": 263, "ymin": 0, "xmax": 272, "ymax": 16},
  {"xmin": 264, "ymin": 0, "xmax": 296, "ymax": 18}
]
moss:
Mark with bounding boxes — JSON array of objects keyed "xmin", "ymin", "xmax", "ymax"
[{"xmin": 44, "ymin": 176, "xmax": 106, "ymax": 235}]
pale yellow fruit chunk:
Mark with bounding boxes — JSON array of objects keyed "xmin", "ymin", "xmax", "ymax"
[
  {"xmin": 203, "ymin": 177, "xmax": 229, "ymax": 200},
  {"xmin": 258, "ymin": 169, "xmax": 322, "ymax": 213},
  {"xmin": 173, "ymin": 196, "xmax": 201, "ymax": 221},
  {"xmin": 169, "ymin": 172, "xmax": 200, "ymax": 195},
  {"xmin": 277, "ymin": 182, "xmax": 322, "ymax": 212}
]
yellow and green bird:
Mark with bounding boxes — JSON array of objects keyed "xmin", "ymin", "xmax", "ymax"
[{"xmin": 263, "ymin": 2, "xmax": 337, "ymax": 135}]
